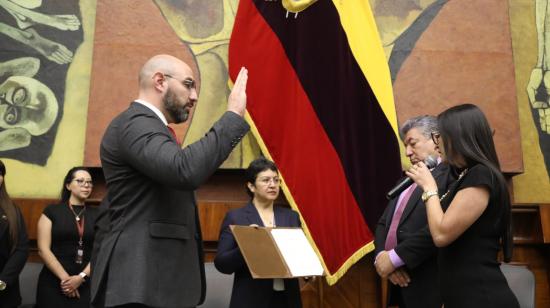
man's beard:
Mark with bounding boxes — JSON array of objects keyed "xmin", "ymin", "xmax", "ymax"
[{"xmin": 163, "ymin": 88, "xmax": 189, "ymax": 123}]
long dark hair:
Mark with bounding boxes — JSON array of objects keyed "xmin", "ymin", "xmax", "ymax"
[
  {"xmin": 0, "ymin": 160, "xmax": 19, "ymax": 250},
  {"xmin": 245, "ymin": 157, "xmax": 278, "ymax": 198},
  {"xmin": 60, "ymin": 167, "xmax": 91, "ymax": 204},
  {"xmin": 438, "ymin": 104, "xmax": 513, "ymax": 262}
]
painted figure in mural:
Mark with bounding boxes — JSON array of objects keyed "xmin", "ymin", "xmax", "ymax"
[
  {"xmin": 368, "ymin": 0, "xmax": 446, "ymax": 80},
  {"xmin": 0, "ymin": 0, "xmax": 79, "ymax": 65},
  {"xmin": 528, "ymin": 0, "xmax": 550, "ymax": 114},
  {"xmin": 154, "ymin": 0, "xmax": 260, "ymax": 168},
  {"xmin": 374, "ymin": 116, "xmax": 448, "ymax": 308},
  {"xmin": 407, "ymin": 104, "xmax": 518, "ymax": 308},
  {"xmin": 0, "ymin": 0, "xmax": 82, "ymax": 165},
  {"xmin": 526, "ymin": 0, "xmax": 550, "ymax": 177},
  {"xmin": 36, "ymin": 167, "xmax": 98, "ymax": 308},
  {"xmin": 91, "ymin": 55, "xmax": 250, "ymax": 307},
  {"xmin": 215, "ymin": 157, "xmax": 302, "ymax": 308},
  {"xmin": 0, "ymin": 58, "xmax": 58, "ymax": 151}
]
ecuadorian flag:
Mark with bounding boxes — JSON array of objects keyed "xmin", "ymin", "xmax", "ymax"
[{"xmin": 229, "ymin": 0, "xmax": 402, "ymax": 284}]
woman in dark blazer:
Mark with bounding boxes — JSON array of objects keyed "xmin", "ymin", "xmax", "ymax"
[
  {"xmin": 215, "ymin": 157, "xmax": 302, "ymax": 308},
  {"xmin": 0, "ymin": 160, "xmax": 29, "ymax": 308}
]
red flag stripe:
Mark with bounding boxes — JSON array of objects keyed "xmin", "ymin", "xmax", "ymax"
[{"xmin": 229, "ymin": 0, "xmax": 373, "ymax": 274}]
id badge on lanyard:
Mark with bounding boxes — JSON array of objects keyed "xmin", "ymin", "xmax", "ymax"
[{"xmin": 75, "ymin": 217, "xmax": 85, "ymax": 264}]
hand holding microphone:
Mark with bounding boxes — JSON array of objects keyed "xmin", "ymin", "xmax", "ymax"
[
  {"xmin": 386, "ymin": 156, "xmax": 438, "ymax": 200},
  {"xmin": 405, "ymin": 158, "xmax": 438, "ymax": 193}
]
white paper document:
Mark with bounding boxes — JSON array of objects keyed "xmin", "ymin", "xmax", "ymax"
[{"xmin": 270, "ymin": 228, "xmax": 324, "ymax": 277}]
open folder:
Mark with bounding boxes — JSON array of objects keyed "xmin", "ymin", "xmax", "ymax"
[{"xmin": 230, "ymin": 225, "xmax": 325, "ymax": 279}]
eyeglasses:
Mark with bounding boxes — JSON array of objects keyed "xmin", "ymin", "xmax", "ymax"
[
  {"xmin": 257, "ymin": 177, "xmax": 281, "ymax": 186},
  {"xmin": 431, "ymin": 131, "xmax": 441, "ymax": 145},
  {"xmin": 73, "ymin": 178, "xmax": 93, "ymax": 187},
  {"xmin": 164, "ymin": 74, "xmax": 196, "ymax": 90}
]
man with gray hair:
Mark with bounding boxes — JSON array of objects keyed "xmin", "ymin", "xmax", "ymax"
[{"xmin": 374, "ymin": 115, "xmax": 451, "ymax": 308}]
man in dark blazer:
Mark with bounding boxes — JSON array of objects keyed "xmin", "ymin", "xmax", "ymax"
[
  {"xmin": 374, "ymin": 115, "xmax": 451, "ymax": 308},
  {"xmin": 91, "ymin": 55, "xmax": 250, "ymax": 308}
]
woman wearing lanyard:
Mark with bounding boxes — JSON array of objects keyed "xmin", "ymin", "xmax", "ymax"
[{"xmin": 36, "ymin": 167, "xmax": 99, "ymax": 307}]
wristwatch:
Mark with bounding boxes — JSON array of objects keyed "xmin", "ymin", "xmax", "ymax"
[
  {"xmin": 78, "ymin": 272, "xmax": 87, "ymax": 281},
  {"xmin": 422, "ymin": 190, "xmax": 439, "ymax": 202},
  {"xmin": 0, "ymin": 280, "xmax": 6, "ymax": 291}
]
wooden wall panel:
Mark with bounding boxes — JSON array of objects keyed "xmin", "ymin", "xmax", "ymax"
[
  {"xmin": 13, "ymin": 171, "xmax": 550, "ymax": 307},
  {"xmin": 15, "ymin": 198, "xmax": 57, "ymax": 240},
  {"xmin": 541, "ymin": 205, "xmax": 550, "ymax": 243},
  {"xmin": 198, "ymin": 202, "xmax": 242, "ymax": 241},
  {"xmin": 511, "ymin": 245, "xmax": 550, "ymax": 308},
  {"xmin": 301, "ymin": 255, "xmax": 381, "ymax": 308}
]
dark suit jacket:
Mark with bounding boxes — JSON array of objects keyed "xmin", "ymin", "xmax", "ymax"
[
  {"xmin": 91, "ymin": 102, "xmax": 249, "ymax": 308},
  {"xmin": 0, "ymin": 206, "xmax": 29, "ymax": 308},
  {"xmin": 374, "ymin": 163, "xmax": 451, "ymax": 308},
  {"xmin": 214, "ymin": 203, "xmax": 302, "ymax": 308}
]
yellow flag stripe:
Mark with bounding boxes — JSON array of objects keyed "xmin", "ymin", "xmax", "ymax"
[{"xmin": 331, "ymin": 0, "xmax": 399, "ymax": 138}]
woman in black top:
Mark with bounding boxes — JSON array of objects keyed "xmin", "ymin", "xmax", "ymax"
[
  {"xmin": 214, "ymin": 158, "xmax": 302, "ymax": 308},
  {"xmin": 0, "ymin": 160, "xmax": 29, "ymax": 308},
  {"xmin": 36, "ymin": 167, "xmax": 99, "ymax": 308},
  {"xmin": 407, "ymin": 104, "xmax": 518, "ymax": 307}
]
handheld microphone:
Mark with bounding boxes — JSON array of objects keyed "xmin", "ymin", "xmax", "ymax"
[{"xmin": 386, "ymin": 155, "xmax": 438, "ymax": 200}]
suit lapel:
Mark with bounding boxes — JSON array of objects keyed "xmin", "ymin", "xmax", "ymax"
[
  {"xmin": 274, "ymin": 206, "xmax": 287, "ymax": 227},
  {"xmin": 398, "ymin": 186, "xmax": 422, "ymax": 226},
  {"xmin": 385, "ymin": 198, "xmax": 399, "ymax": 232},
  {"xmin": 130, "ymin": 102, "xmax": 178, "ymax": 142},
  {"xmin": 244, "ymin": 202, "xmax": 264, "ymax": 226}
]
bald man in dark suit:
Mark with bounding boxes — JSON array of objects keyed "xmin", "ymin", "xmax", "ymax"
[{"xmin": 91, "ymin": 55, "xmax": 250, "ymax": 308}]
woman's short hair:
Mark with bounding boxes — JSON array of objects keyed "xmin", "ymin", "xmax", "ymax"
[{"xmin": 245, "ymin": 157, "xmax": 278, "ymax": 197}]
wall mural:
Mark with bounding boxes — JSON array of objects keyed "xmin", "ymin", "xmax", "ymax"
[
  {"xmin": 368, "ymin": 0, "xmax": 447, "ymax": 81},
  {"xmin": 153, "ymin": 0, "xmax": 260, "ymax": 168},
  {"xmin": 510, "ymin": 0, "xmax": 550, "ymax": 203},
  {"xmin": 527, "ymin": 0, "xmax": 550, "ymax": 178},
  {"xmin": 1, "ymin": 0, "xmax": 545, "ymax": 201},
  {"xmin": 368, "ymin": 0, "xmax": 550, "ymax": 203},
  {"xmin": 0, "ymin": 0, "xmax": 83, "ymax": 165}
]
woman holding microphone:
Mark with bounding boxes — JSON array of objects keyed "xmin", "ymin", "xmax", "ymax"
[{"xmin": 406, "ymin": 104, "xmax": 518, "ymax": 308}]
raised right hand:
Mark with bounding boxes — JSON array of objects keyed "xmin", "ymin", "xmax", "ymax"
[{"xmin": 227, "ymin": 67, "xmax": 248, "ymax": 117}]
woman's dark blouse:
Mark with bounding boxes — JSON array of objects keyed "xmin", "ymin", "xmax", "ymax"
[
  {"xmin": 438, "ymin": 164, "xmax": 518, "ymax": 308},
  {"xmin": 35, "ymin": 203, "xmax": 99, "ymax": 308}
]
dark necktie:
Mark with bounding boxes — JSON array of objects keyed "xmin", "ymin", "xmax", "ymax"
[{"xmin": 385, "ymin": 183, "xmax": 417, "ymax": 250}]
